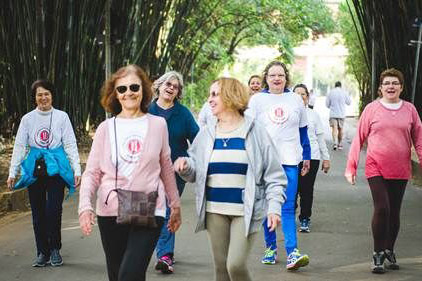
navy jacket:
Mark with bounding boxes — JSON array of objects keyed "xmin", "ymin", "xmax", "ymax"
[{"xmin": 149, "ymin": 99, "xmax": 199, "ymax": 164}]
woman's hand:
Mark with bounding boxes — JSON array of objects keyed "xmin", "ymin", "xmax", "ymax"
[
  {"xmin": 168, "ymin": 207, "xmax": 181, "ymax": 233},
  {"xmin": 74, "ymin": 176, "xmax": 81, "ymax": 188},
  {"xmin": 79, "ymin": 210, "xmax": 96, "ymax": 236},
  {"xmin": 321, "ymin": 160, "xmax": 330, "ymax": 173},
  {"xmin": 301, "ymin": 160, "xmax": 310, "ymax": 176},
  {"xmin": 345, "ymin": 173, "xmax": 356, "ymax": 185},
  {"xmin": 6, "ymin": 177, "xmax": 15, "ymax": 191},
  {"xmin": 174, "ymin": 157, "xmax": 188, "ymax": 173},
  {"xmin": 267, "ymin": 213, "xmax": 281, "ymax": 232}
]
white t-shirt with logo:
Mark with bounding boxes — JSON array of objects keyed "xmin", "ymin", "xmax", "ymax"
[
  {"xmin": 108, "ymin": 116, "xmax": 148, "ymax": 180},
  {"xmin": 247, "ymin": 91, "xmax": 308, "ymax": 165},
  {"xmin": 9, "ymin": 108, "xmax": 81, "ymax": 177}
]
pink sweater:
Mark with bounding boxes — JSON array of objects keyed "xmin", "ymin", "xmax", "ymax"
[
  {"xmin": 346, "ymin": 100, "xmax": 422, "ymax": 179},
  {"xmin": 78, "ymin": 114, "xmax": 180, "ymax": 217}
]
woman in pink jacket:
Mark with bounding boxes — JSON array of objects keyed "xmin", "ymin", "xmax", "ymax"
[
  {"xmin": 78, "ymin": 65, "xmax": 181, "ymax": 281},
  {"xmin": 345, "ymin": 68, "xmax": 422, "ymax": 274}
]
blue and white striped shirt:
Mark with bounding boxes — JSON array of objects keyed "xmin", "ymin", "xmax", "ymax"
[{"xmin": 206, "ymin": 122, "xmax": 248, "ymax": 216}]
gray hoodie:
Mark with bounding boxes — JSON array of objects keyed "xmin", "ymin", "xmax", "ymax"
[{"xmin": 177, "ymin": 115, "xmax": 287, "ymax": 236}]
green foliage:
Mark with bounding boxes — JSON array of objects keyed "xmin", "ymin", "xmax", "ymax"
[
  {"xmin": 338, "ymin": 1, "xmax": 371, "ymax": 113},
  {"xmin": 0, "ymin": 0, "xmax": 336, "ymax": 133},
  {"xmin": 339, "ymin": 0, "xmax": 422, "ymax": 113}
]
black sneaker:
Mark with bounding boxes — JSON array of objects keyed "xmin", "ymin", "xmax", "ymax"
[
  {"xmin": 299, "ymin": 218, "xmax": 310, "ymax": 233},
  {"xmin": 385, "ymin": 249, "xmax": 399, "ymax": 270},
  {"xmin": 372, "ymin": 251, "xmax": 386, "ymax": 274},
  {"xmin": 32, "ymin": 253, "xmax": 49, "ymax": 267},
  {"xmin": 50, "ymin": 249, "xmax": 63, "ymax": 267}
]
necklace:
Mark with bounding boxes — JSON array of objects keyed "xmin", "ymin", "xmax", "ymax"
[{"xmin": 221, "ymin": 137, "xmax": 230, "ymax": 147}]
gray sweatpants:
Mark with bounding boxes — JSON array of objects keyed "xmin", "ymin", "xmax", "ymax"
[{"xmin": 206, "ymin": 212, "xmax": 257, "ymax": 281}]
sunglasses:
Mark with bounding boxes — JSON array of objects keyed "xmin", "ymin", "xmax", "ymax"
[{"xmin": 115, "ymin": 84, "xmax": 141, "ymax": 94}]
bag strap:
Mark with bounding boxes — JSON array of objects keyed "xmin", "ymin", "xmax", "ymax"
[{"xmin": 105, "ymin": 117, "xmax": 119, "ymax": 205}]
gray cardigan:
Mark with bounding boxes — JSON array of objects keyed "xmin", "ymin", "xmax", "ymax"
[{"xmin": 178, "ymin": 115, "xmax": 287, "ymax": 236}]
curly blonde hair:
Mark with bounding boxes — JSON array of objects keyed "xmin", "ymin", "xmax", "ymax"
[{"xmin": 213, "ymin": 77, "xmax": 250, "ymax": 115}]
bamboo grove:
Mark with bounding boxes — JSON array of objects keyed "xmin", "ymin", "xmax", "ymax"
[
  {"xmin": 345, "ymin": 0, "xmax": 422, "ymax": 113},
  {"xmin": 0, "ymin": 0, "xmax": 335, "ymax": 137}
]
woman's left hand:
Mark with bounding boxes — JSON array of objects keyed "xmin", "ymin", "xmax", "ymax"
[
  {"xmin": 267, "ymin": 213, "xmax": 281, "ymax": 232},
  {"xmin": 74, "ymin": 176, "xmax": 81, "ymax": 188},
  {"xmin": 168, "ymin": 207, "xmax": 182, "ymax": 233},
  {"xmin": 321, "ymin": 160, "xmax": 330, "ymax": 173},
  {"xmin": 301, "ymin": 160, "xmax": 310, "ymax": 176}
]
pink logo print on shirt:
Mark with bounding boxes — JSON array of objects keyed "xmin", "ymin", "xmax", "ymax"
[
  {"xmin": 34, "ymin": 127, "xmax": 53, "ymax": 148},
  {"xmin": 267, "ymin": 104, "xmax": 289, "ymax": 124},
  {"xmin": 120, "ymin": 135, "xmax": 143, "ymax": 163}
]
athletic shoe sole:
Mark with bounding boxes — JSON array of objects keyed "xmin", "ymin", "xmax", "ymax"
[
  {"xmin": 287, "ymin": 255, "xmax": 309, "ymax": 270},
  {"xmin": 372, "ymin": 266, "xmax": 386, "ymax": 274},
  {"xmin": 261, "ymin": 259, "xmax": 277, "ymax": 265},
  {"xmin": 50, "ymin": 260, "xmax": 63, "ymax": 267},
  {"xmin": 32, "ymin": 262, "xmax": 47, "ymax": 267},
  {"xmin": 155, "ymin": 260, "xmax": 174, "ymax": 274}
]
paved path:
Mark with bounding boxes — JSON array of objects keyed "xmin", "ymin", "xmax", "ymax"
[{"xmin": 0, "ymin": 118, "xmax": 421, "ymax": 281}]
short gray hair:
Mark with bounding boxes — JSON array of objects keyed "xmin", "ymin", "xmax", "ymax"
[{"xmin": 152, "ymin": 71, "xmax": 184, "ymax": 100}]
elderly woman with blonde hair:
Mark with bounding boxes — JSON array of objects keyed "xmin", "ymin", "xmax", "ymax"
[{"xmin": 174, "ymin": 77, "xmax": 286, "ymax": 281}]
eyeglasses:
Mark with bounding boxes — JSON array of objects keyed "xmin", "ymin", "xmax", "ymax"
[
  {"xmin": 268, "ymin": 74, "xmax": 286, "ymax": 79},
  {"xmin": 115, "ymin": 84, "xmax": 141, "ymax": 94},
  {"xmin": 381, "ymin": 81, "xmax": 401, "ymax": 86},
  {"xmin": 165, "ymin": 81, "xmax": 179, "ymax": 90}
]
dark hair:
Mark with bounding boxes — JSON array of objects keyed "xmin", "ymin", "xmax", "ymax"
[
  {"xmin": 379, "ymin": 68, "xmax": 404, "ymax": 86},
  {"xmin": 335, "ymin": 81, "xmax": 341, "ymax": 87},
  {"xmin": 248, "ymin": 75, "xmax": 261, "ymax": 86},
  {"xmin": 31, "ymin": 79, "xmax": 55, "ymax": 97},
  {"xmin": 100, "ymin": 64, "xmax": 152, "ymax": 115},
  {"xmin": 261, "ymin": 61, "xmax": 290, "ymax": 90},
  {"xmin": 293, "ymin": 83, "xmax": 310, "ymax": 96}
]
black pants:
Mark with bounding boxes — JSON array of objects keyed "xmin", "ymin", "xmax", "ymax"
[
  {"xmin": 98, "ymin": 216, "xmax": 164, "ymax": 281},
  {"xmin": 295, "ymin": 160, "xmax": 320, "ymax": 220},
  {"xmin": 368, "ymin": 176, "xmax": 407, "ymax": 252},
  {"xmin": 27, "ymin": 175, "xmax": 65, "ymax": 256}
]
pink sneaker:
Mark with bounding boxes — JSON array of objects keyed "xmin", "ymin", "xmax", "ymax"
[{"xmin": 155, "ymin": 255, "xmax": 174, "ymax": 274}]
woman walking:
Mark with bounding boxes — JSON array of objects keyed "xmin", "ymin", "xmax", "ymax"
[
  {"xmin": 7, "ymin": 79, "xmax": 81, "ymax": 267},
  {"xmin": 293, "ymin": 84, "xmax": 330, "ymax": 233},
  {"xmin": 174, "ymin": 77, "xmax": 286, "ymax": 281},
  {"xmin": 248, "ymin": 61, "xmax": 311, "ymax": 270},
  {"xmin": 149, "ymin": 71, "xmax": 199, "ymax": 274},
  {"xmin": 345, "ymin": 68, "xmax": 422, "ymax": 274},
  {"xmin": 78, "ymin": 65, "xmax": 181, "ymax": 281}
]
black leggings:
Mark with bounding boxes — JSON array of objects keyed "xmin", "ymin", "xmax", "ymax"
[
  {"xmin": 368, "ymin": 176, "xmax": 407, "ymax": 252},
  {"xmin": 97, "ymin": 216, "xmax": 164, "ymax": 281},
  {"xmin": 295, "ymin": 160, "xmax": 320, "ymax": 220}
]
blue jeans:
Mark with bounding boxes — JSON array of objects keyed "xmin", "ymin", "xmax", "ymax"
[
  {"xmin": 263, "ymin": 165, "xmax": 298, "ymax": 255},
  {"xmin": 28, "ymin": 175, "xmax": 65, "ymax": 256},
  {"xmin": 156, "ymin": 177, "xmax": 185, "ymax": 258}
]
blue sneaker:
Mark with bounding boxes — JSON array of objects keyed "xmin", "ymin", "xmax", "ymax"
[
  {"xmin": 261, "ymin": 247, "xmax": 277, "ymax": 264},
  {"xmin": 32, "ymin": 253, "xmax": 49, "ymax": 267},
  {"xmin": 50, "ymin": 249, "xmax": 63, "ymax": 266},
  {"xmin": 286, "ymin": 248, "xmax": 309, "ymax": 270},
  {"xmin": 299, "ymin": 218, "xmax": 310, "ymax": 233}
]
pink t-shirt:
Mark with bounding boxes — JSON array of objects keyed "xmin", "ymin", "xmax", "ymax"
[{"xmin": 346, "ymin": 100, "xmax": 422, "ymax": 179}]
